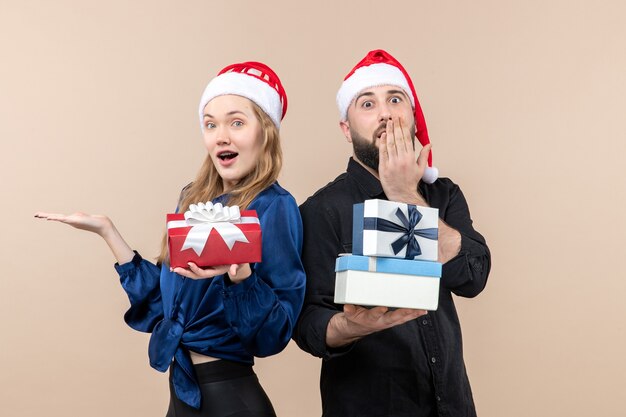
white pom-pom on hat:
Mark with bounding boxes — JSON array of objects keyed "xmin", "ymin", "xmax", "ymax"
[{"xmin": 422, "ymin": 167, "xmax": 439, "ymax": 185}]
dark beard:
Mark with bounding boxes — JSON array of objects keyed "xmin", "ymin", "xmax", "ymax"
[
  {"xmin": 351, "ymin": 122, "xmax": 416, "ymax": 172},
  {"xmin": 352, "ymin": 130, "xmax": 380, "ymax": 171}
]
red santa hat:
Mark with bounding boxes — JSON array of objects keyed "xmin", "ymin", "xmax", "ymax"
[
  {"xmin": 199, "ymin": 61, "xmax": 288, "ymax": 129},
  {"xmin": 336, "ymin": 49, "xmax": 438, "ymax": 183}
]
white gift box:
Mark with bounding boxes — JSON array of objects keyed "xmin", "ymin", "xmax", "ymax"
[
  {"xmin": 352, "ymin": 199, "xmax": 439, "ymax": 261},
  {"xmin": 334, "ymin": 255, "xmax": 441, "ymax": 310}
]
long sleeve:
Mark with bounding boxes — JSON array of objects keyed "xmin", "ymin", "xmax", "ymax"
[
  {"xmin": 434, "ymin": 179, "xmax": 491, "ymax": 298},
  {"xmin": 114, "ymin": 251, "xmax": 164, "ymax": 332},
  {"xmin": 220, "ymin": 193, "xmax": 306, "ymax": 357},
  {"xmin": 292, "ymin": 161, "xmax": 488, "ymax": 416},
  {"xmin": 292, "ymin": 197, "xmax": 346, "ymax": 359}
]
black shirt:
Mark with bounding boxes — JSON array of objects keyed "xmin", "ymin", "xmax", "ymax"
[{"xmin": 293, "ymin": 158, "xmax": 491, "ymax": 417}]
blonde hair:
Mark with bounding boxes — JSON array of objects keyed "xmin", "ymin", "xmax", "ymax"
[{"xmin": 157, "ymin": 100, "xmax": 283, "ymax": 264}]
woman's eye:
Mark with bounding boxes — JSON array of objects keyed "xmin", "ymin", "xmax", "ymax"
[
  {"xmin": 232, "ymin": 120, "xmax": 244, "ymax": 127},
  {"xmin": 205, "ymin": 122, "xmax": 216, "ymax": 129}
]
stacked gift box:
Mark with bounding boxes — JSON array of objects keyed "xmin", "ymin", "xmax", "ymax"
[{"xmin": 334, "ymin": 199, "xmax": 442, "ymax": 310}]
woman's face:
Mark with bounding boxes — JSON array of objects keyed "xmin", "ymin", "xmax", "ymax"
[{"xmin": 201, "ymin": 95, "xmax": 264, "ymax": 192}]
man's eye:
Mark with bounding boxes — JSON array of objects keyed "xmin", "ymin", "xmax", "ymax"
[
  {"xmin": 362, "ymin": 101, "xmax": 373, "ymax": 108},
  {"xmin": 390, "ymin": 97, "xmax": 402, "ymax": 104}
]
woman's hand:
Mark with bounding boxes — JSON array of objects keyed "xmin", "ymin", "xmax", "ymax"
[
  {"xmin": 173, "ymin": 262, "xmax": 251, "ymax": 283},
  {"xmin": 34, "ymin": 211, "xmax": 135, "ymax": 264},
  {"xmin": 34, "ymin": 212, "xmax": 113, "ymax": 236}
]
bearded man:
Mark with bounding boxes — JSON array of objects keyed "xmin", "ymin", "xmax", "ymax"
[{"xmin": 293, "ymin": 50, "xmax": 491, "ymax": 417}]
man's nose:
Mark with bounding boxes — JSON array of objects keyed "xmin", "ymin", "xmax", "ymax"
[{"xmin": 378, "ymin": 102, "xmax": 392, "ymax": 122}]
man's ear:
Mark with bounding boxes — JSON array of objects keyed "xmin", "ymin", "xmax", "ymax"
[{"xmin": 339, "ymin": 120, "xmax": 352, "ymax": 143}]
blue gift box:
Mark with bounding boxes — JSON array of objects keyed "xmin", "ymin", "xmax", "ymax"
[
  {"xmin": 334, "ymin": 255, "xmax": 441, "ymax": 310},
  {"xmin": 353, "ymin": 199, "xmax": 439, "ymax": 261},
  {"xmin": 335, "ymin": 255, "xmax": 442, "ymax": 277}
]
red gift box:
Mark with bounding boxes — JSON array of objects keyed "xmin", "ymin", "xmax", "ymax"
[{"xmin": 167, "ymin": 210, "xmax": 262, "ymax": 268}]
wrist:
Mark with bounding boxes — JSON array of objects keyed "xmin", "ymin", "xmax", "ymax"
[
  {"xmin": 327, "ymin": 312, "xmax": 368, "ymax": 348},
  {"xmin": 98, "ymin": 217, "xmax": 116, "ymax": 239},
  {"xmin": 227, "ymin": 275, "xmax": 244, "ymax": 284},
  {"xmin": 387, "ymin": 191, "xmax": 426, "ymax": 206},
  {"xmin": 227, "ymin": 263, "xmax": 251, "ymax": 284},
  {"xmin": 438, "ymin": 221, "xmax": 462, "ymax": 263}
]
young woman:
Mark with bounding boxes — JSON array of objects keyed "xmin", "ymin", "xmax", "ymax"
[{"xmin": 36, "ymin": 61, "xmax": 306, "ymax": 417}]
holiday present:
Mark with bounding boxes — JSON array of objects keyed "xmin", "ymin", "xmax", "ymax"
[
  {"xmin": 167, "ymin": 202, "xmax": 261, "ymax": 269},
  {"xmin": 334, "ymin": 255, "xmax": 441, "ymax": 310},
  {"xmin": 353, "ymin": 199, "xmax": 439, "ymax": 261}
]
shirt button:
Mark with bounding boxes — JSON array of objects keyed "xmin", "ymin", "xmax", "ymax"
[
  {"xmin": 437, "ymin": 396, "xmax": 441, "ymax": 401},
  {"xmin": 431, "ymin": 357, "xmax": 437, "ymax": 363},
  {"xmin": 422, "ymin": 319, "xmax": 428, "ymax": 325}
]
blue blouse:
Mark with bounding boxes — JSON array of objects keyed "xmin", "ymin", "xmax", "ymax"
[{"xmin": 114, "ymin": 183, "xmax": 306, "ymax": 409}]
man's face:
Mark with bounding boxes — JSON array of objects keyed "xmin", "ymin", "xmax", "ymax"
[{"xmin": 340, "ymin": 85, "xmax": 416, "ymax": 172}]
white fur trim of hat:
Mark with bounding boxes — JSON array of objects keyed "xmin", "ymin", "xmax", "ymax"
[
  {"xmin": 199, "ymin": 71, "xmax": 283, "ymax": 129},
  {"xmin": 336, "ymin": 63, "xmax": 415, "ymax": 121}
]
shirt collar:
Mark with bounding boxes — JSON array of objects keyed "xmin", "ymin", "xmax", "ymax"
[{"xmin": 346, "ymin": 157, "xmax": 385, "ymax": 198}]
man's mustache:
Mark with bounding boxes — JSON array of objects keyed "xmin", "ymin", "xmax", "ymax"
[{"xmin": 374, "ymin": 123, "xmax": 387, "ymax": 139}]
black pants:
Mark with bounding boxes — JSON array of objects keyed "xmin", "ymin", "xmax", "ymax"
[{"xmin": 166, "ymin": 360, "xmax": 276, "ymax": 417}]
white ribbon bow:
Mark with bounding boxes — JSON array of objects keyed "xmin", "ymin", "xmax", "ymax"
[{"xmin": 168, "ymin": 202, "xmax": 258, "ymax": 256}]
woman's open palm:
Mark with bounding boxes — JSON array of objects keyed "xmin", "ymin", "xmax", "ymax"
[{"xmin": 34, "ymin": 211, "xmax": 112, "ymax": 235}]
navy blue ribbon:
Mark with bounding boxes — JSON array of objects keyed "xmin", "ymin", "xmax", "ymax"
[{"xmin": 363, "ymin": 205, "xmax": 438, "ymax": 258}]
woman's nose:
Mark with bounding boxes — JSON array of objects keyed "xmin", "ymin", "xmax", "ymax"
[{"xmin": 216, "ymin": 128, "xmax": 230, "ymax": 145}]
